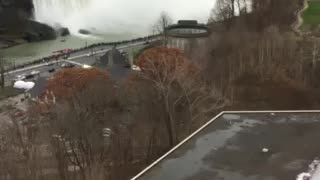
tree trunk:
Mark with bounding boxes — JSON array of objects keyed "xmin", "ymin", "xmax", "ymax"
[
  {"xmin": 1, "ymin": 68, "xmax": 4, "ymax": 89},
  {"xmin": 164, "ymin": 94, "xmax": 177, "ymax": 147},
  {"xmin": 0, "ymin": 59, "xmax": 4, "ymax": 89},
  {"xmin": 231, "ymin": 0, "xmax": 235, "ymax": 17}
]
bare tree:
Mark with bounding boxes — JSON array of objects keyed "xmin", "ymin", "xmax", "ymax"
[
  {"xmin": 210, "ymin": 0, "xmax": 251, "ymax": 22},
  {"xmin": 211, "ymin": 0, "xmax": 236, "ymax": 21},
  {"xmin": 0, "ymin": 56, "xmax": 5, "ymax": 89},
  {"xmin": 137, "ymin": 47, "xmax": 228, "ymax": 146},
  {"xmin": 153, "ymin": 11, "xmax": 173, "ymax": 46},
  {"xmin": 33, "ymin": 73, "xmax": 153, "ymax": 180}
]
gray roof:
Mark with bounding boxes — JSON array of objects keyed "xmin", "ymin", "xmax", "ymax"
[
  {"xmin": 99, "ymin": 48, "xmax": 126, "ymax": 66},
  {"xmin": 133, "ymin": 112, "xmax": 320, "ymax": 180}
]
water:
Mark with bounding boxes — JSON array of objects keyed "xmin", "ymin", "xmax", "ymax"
[
  {"xmin": 2, "ymin": 0, "xmax": 216, "ymax": 65},
  {"xmin": 32, "ymin": 0, "xmax": 215, "ymax": 35},
  {"xmin": 1, "ymin": 33, "xmax": 136, "ymax": 65}
]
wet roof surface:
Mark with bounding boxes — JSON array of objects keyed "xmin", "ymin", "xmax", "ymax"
[{"xmin": 136, "ymin": 113, "xmax": 320, "ymax": 180}]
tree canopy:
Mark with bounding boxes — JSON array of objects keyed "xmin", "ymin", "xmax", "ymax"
[{"xmin": 43, "ymin": 68, "xmax": 109, "ymax": 101}]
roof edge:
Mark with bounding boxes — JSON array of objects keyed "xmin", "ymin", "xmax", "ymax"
[{"xmin": 131, "ymin": 110, "xmax": 320, "ymax": 180}]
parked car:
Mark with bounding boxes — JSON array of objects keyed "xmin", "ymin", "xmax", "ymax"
[
  {"xmin": 25, "ymin": 74, "xmax": 35, "ymax": 79},
  {"xmin": 46, "ymin": 62, "xmax": 54, "ymax": 66},
  {"xmin": 61, "ymin": 63, "xmax": 75, "ymax": 68},
  {"xmin": 30, "ymin": 70, "xmax": 40, "ymax": 75},
  {"xmin": 48, "ymin": 68, "xmax": 55, "ymax": 73},
  {"xmin": 86, "ymin": 52, "xmax": 94, "ymax": 57},
  {"xmin": 14, "ymin": 74, "xmax": 26, "ymax": 81}
]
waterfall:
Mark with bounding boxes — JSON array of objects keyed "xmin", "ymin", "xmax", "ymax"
[
  {"xmin": 33, "ymin": 0, "xmax": 92, "ymax": 34},
  {"xmin": 32, "ymin": 0, "xmax": 215, "ymax": 36}
]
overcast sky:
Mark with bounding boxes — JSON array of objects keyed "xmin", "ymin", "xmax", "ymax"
[
  {"xmin": 34, "ymin": 0, "xmax": 217, "ymax": 35},
  {"xmin": 119, "ymin": 0, "xmax": 217, "ymax": 23}
]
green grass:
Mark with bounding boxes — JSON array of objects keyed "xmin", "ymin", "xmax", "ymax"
[
  {"xmin": 303, "ymin": 1, "xmax": 320, "ymax": 26},
  {"xmin": 0, "ymin": 86, "xmax": 23, "ymax": 100}
]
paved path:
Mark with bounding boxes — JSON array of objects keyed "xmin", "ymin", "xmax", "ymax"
[{"xmin": 293, "ymin": 0, "xmax": 309, "ymax": 33}]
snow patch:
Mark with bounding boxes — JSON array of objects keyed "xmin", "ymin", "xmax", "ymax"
[
  {"xmin": 13, "ymin": 81, "xmax": 35, "ymax": 90},
  {"xmin": 296, "ymin": 158, "xmax": 320, "ymax": 180}
]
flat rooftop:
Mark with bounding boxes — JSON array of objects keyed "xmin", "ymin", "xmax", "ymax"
[{"xmin": 132, "ymin": 111, "xmax": 320, "ymax": 180}]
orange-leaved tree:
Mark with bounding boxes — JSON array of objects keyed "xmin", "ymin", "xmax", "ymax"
[
  {"xmin": 42, "ymin": 68, "xmax": 109, "ymax": 101},
  {"xmin": 33, "ymin": 68, "xmax": 118, "ymax": 179}
]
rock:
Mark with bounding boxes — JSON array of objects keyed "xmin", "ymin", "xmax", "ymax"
[
  {"xmin": 78, "ymin": 29, "xmax": 91, "ymax": 35},
  {"xmin": 58, "ymin": 27, "xmax": 70, "ymax": 36},
  {"xmin": 23, "ymin": 32, "xmax": 39, "ymax": 42},
  {"xmin": 23, "ymin": 20, "xmax": 56, "ymax": 42},
  {"xmin": 0, "ymin": 0, "xmax": 57, "ymax": 46}
]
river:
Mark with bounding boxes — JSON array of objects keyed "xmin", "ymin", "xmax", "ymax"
[
  {"xmin": 1, "ymin": 33, "xmax": 138, "ymax": 66},
  {"xmin": 1, "ymin": 0, "xmax": 215, "ymax": 66}
]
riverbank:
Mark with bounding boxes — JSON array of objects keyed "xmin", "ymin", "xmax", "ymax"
[{"xmin": 0, "ymin": 36, "xmax": 26, "ymax": 49}]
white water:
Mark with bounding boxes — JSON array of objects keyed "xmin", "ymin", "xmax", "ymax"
[{"xmin": 33, "ymin": 0, "xmax": 215, "ymax": 35}]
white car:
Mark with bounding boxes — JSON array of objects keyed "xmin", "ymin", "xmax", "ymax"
[
  {"xmin": 60, "ymin": 63, "xmax": 67, "ymax": 68},
  {"xmin": 30, "ymin": 70, "xmax": 40, "ymax": 75},
  {"xmin": 86, "ymin": 52, "xmax": 94, "ymax": 57},
  {"xmin": 14, "ymin": 74, "xmax": 26, "ymax": 81},
  {"xmin": 46, "ymin": 62, "xmax": 54, "ymax": 66}
]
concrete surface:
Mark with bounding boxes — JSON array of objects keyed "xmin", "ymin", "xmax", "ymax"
[{"xmin": 135, "ymin": 112, "xmax": 320, "ymax": 180}]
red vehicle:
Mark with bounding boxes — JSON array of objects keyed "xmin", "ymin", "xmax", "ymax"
[{"xmin": 53, "ymin": 48, "xmax": 73, "ymax": 56}]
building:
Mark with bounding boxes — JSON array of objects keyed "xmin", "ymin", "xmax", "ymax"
[
  {"xmin": 166, "ymin": 20, "xmax": 210, "ymax": 52},
  {"xmin": 132, "ymin": 111, "xmax": 320, "ymax": 180},
  {"xmin": 98, "ymin": 47, "xmax": 132, "ymax": 80}
]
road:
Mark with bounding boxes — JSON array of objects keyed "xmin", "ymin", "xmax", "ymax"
[
  {"xmin": 5, "ymin": 39, "xmax": 155, "ymax": 77},
  {"xmin": 5, "ymin": 39, "xmax": 152, "ymax": 86}
]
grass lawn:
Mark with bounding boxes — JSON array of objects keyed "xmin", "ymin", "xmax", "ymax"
[
  {"xmin": 0, "ymin": 86, "xmax": 23, "ymax": 100},
  {"xmin": 303, "ymin": 1, "xmax": 320, "ymax": 26}
]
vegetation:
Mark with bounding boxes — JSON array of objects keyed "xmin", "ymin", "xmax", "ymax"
[
  {"xmin": 42, "ymin": 68, "xmax": 109, "ymax": 101},
  {"xmin": 1, "ymin": 0, "xmax": 320, "ymax": 179},
  {"xmin": 303, "ymin": 1, "xmax": 320, "ymax": 26},
  {"xmin": 152, "ymin": 11, "xmax": 173, "ymax": 46},
  {"xmin": 0, "ymin": 48, "xmax": 225, "ymax": 180},
  {"xmin": 204, "ymin": 0, "xmax": 320, "ymax": 110}
]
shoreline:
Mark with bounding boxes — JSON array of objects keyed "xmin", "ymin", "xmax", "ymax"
[{"xmin": 0, "ymin": 38, "xmax": 26, "ymax": 50}]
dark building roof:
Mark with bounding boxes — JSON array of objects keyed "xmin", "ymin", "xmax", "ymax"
[
  {"xmin": 167, "ymin": 20, "xmax": 209, "ymax": 38},
  {"xmin": 133, "ymin": 112, "xmax": 320, "ymax": 180},
  {"xmin": 99, "ymin": 47, "xmax": 127, "ymax": 66},
  {"xmin": 177, "ymin": 20, "xmax": 198, "ymax": 26},
  {"xmin": 98, "ymin": 47, "xmax": 132, "ymax": 80}
]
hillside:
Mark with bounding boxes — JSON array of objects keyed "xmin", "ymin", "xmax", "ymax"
[{"xmin": 301, "ymin": 0, "xmax": 320, "ymax": 34}]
